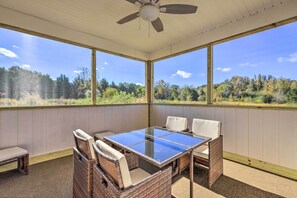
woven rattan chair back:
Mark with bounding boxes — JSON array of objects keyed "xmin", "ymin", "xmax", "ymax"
[
  {"xmin": 92, "ymin": 143, "xmax": 125, "ymax": 190},
  {"xmin": 73, "ymin": 130, "xmax": 93, "ymax": 160}
]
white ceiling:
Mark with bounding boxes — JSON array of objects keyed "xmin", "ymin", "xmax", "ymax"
[{"xmin": 0, "ymin": 0, "xmax": 296, "ymax": 60}]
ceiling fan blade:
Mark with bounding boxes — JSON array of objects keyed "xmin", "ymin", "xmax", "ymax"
[
  {"xmin": 126, "ymin": 0, "xmax": 142, "ymax": 5},
  {"xmin": 160, "ymin": 4, "xmax": 198, "ymax": 14},
  {"xmin": 117, "ymin": 12, "xmax": 139, "ymax": 24},
  {"xmin": 151, "ymin": 18, "xmax": 164, "ymax": 32}
]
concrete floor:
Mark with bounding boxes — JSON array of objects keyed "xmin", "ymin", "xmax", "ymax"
[
  {"xmin": 172, "ymin": 159, "xmax": 297, "ymax": 198},
  {"xmin": 1, "ymin": 157, "xmax": 297, "ymax": 198}
]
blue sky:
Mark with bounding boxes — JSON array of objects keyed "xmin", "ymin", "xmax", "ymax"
[
  {"xmin": 0, "ymin": 21, "xmax": 297, "ymax": 86},
  {"xmin": 0, "ymin": 28, "xmax": 145, "ymax": 85},
  {"xmin": 154, "ymin": 49, "xmax": 207, "ymax": 87},
  {"xmin": 96, "ymin": 52, "xmax": 145, "ymax": 85},
  {"xmin": 155, "ymin": 21, "xmax": 297, "ymax": 86}
]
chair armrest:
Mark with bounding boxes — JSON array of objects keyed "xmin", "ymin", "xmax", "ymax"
[
  {"xmin": 124, "ymin": 166, "xmax": 172, "ymax": 197},
  {"xmin": 208, "ymin": 135, "xmax": 223, "ymax": 165}
]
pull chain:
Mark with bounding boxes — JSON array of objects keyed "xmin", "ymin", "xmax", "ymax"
[{"xmin": 148, "ymin": 21, "xmax": 151, "ymax": 38}]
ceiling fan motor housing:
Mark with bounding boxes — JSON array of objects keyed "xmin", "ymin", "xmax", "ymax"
[{"xmin": 139, "ymin": 4, "xmax": 160, "ymax": 21}]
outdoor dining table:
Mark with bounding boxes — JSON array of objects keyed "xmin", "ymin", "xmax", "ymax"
[{"xmin": 104, "ymin": 127, "xmax": 210, "ymax": 198}]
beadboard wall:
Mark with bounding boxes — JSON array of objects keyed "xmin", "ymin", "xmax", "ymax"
[
  {"xmin": 0, "ymin": 105, "xmax": 148, "ymax": 157},
  {"xmin": 1, "ymin": 104, "xmax": 296, "ymax": 171},
  {"xmin": 150, "ymin": 104, "xmax": 297, "ymax": 170}
]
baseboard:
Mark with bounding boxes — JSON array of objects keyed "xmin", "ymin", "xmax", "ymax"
[
  {"xmin": 224, "ymin": 151, "xmax": 297, "ymax": 181},
  {"xmin": 0, "ymin": 148, "xmax": 73, "ymax": 173}
]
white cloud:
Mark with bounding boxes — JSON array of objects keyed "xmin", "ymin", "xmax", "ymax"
[
  {"xmin": 73, "ymin": 70, "xmax": 83, "ymax": 74},
  {"xmin": 216, "ymin": 67, "xmax": 231, "ymax": 72},
  {"xmin": 278, "ymin": 52, "xmax": 297, "ymax": 63},
  {"xmin": 0, "ymin": 48, "xmax": 18, "ymax": 58},
  {"xmin": 136, "ymin": 83, "xmax": 144, "ymax": 86},
  {"xmin": 50, "ymin": 76, "xmax": 56, "ymax": 80},
  {"xmin": 13, "ymin": 45, "xmax": 19, "ymax": 49},
  {"xmin": 104, "ymin": 61, "xmax": 108, "ymax": 65},
  {"xmin": 21, "ymin": 64, "xmax": 31, "ymax": 69},
  {"xmin": 171, "ymin": 70, "xmax": 192, "ymax": 79},
  {"xmin": 238, "ymin": 62, "xmax": 258, "ymax": 67},
  {"xmin": 96, "ymin": 66, "xmax": 104, "ymax": 71}
]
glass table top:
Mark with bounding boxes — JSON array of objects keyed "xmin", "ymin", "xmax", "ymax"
[{"xmin": 105, "ymin": 127, "xmax": 209, "ymax": 167}]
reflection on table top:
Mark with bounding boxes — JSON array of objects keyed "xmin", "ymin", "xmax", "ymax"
[{"xmin": 105, "ymin": 127, "xmax": 210, "ymax": 167}]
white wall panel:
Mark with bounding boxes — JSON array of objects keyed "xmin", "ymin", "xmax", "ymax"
[
  {"xmin": 0, "ymin": 105, "xmax": 147, "ymax": 157},
  {"xmin": 45, "ymin": 109, "xmax": 60, "ymax": 153},
  {"xmin": 17, "ymin": 110, "xmax": 33, "ymax": 154},
  {"xmin": 58, "ymin": 108, "xmax": 71, "ymax": 149},
  {"xmin": 278, "ymin": 111, "xmax": 297, "ymax": 170},
  {"xmin": 235, "ymin": 109, "xmax": 249, "ymax": 156},
  {"xmin": 262, "ymin": 110, "xmax": 279, "ymax": 165},
  {"xmin": 0, "ymin": 110, "xmax": 18, "ymax": 148},
  {"xmin": 197, "ymin": 107, "xmax": 206, "ymax": 119},
  {"xmin": 88, "ymin": 107, "xmax": 102, "ymax": 134},
  {"xmin": 184, "ymin": 106, "xmax": 195, "ymax": 130},
  {"xmin": 248, "ymin": 109, "xmax": 263, "ymax": 160},
  {"xmin": 205, "ymin": 107, "xmax": 215, "ymax": 120},
  {"xmin": 214, "ymin": 108, "xmax": 225, "ymax": 135},
  {"xmin": 32, "ymin": 109, "xmax": 47, "ymax": 156},
  {"xmin": 151, "ymin": 105, "xmax": 297, "ymax": 170},
  {"xmin": 224, "ymin": 108, "xmax": 236, "ymax": 153}
]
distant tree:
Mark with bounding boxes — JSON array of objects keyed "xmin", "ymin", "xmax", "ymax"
[
  {"xmin": 99, "ymin": 78, "xmax": 109, "ymax": 92},
  {"xmin": 286, "ymin": 88, "xmax": 297, "ymax": 103},
  {"xmin": 103, "ymin": 87, "xmax": 117, "ymax": 98},
  {"xmin": 39, "ymin": 75, "xmax": 55, "ymax": 99},
  {"xmin": 56, "ymin": 74, "xmax": 71, "ymax": 99}
]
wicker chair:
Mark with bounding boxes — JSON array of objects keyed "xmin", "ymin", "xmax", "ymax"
[
  {"xmin": 94, "ymin": 130, "xmax": 116, "ymax": 141},
  {"xmin": 92, "ymin": 140, "xmax": 172, "ymax": 198},
  {"xmin": 192, "ymin": 119, "xmax": 223, "ymax": 189},
  {"xmin": 163, "ymin": 116, "xmax": 189, "ymax": 176},
  {"xmin": 165, "ymin": 116, "xmax": 189, "ymax": 132},
  {"xmin": 73, "ymin": 129, "xmax": 96, "ymax": 198}
]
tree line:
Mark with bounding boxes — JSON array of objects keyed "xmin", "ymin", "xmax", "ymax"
[
  {"xmin": 154, "ymin": 74, "xmax": 297, "ymax": 104},
  {"xmin": 0, "ymin": 66, "xmax": 145, "ymax": 101},
  {"xmin": 1, "ymin": 66, "xmax": 296, "ymax": 105}
]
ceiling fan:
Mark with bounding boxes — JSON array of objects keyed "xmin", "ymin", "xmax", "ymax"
[{"xmin": 117, "ymin": 0, "xmax": 198, "ymax": 32}]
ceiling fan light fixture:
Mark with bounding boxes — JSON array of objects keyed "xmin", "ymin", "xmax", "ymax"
[{"xmin": 139, "ymin": 5, "xmax": 160, "ymax": 21}]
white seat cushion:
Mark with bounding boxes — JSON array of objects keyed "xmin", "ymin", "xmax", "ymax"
[
  {"xmin": 94, "ymin": 131, "xmax": 115, "ymax": 141},
  {"xmin": 166, "ymin": 116, "xmax": 188, "ymax": 131},
  {"xmin": 193, "ymin": 144, "xmax": 209, "ymax": 159},
  {"xmin": 75, "ymin": 129, "xmax": 95, "ymax": 160},
  {"xmin": 96, "ymin": 140, "xmax": 132, "ymax": 189},
  {"xmin": 192, "ymin": 119, "xmax": 221, "ymax": 140},
  {"xmin": 130, "ymin": 168, "xmax": 151, "ymax": 185},
  {"xmin": 0, "ymin": 147, "xmax": 28, "ymax": 162}
]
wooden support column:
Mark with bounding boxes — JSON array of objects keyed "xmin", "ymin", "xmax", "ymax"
[
  {"xmin": 91, "ymin": 49, "xmax": 96, "ymax": 105},
  {"xmin": 146, "ymin": 61, "xmax": 153, "ymax": 127},
  {"xmin": 207, "ymin": 45, "xmax": 213, "ymax": 104}
]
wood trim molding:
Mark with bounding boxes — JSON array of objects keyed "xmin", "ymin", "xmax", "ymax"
[
  {"xmin": 91, "ymin": 49, "xmax": 97, "ymax": 105},
  {"xmin": 146, "ymin": 61, "xmax": 153, "ymax": 127},
  {"xmin": 224, "ymin": 151, "xmax": 297, "ymax": 181},
  {"xmin": 151, "ymin": 103, "xmax": 297, "ymax": 111},
  {"xmin": 207, "ymin": 45, "xmax": 213, "ymax": 105}
]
